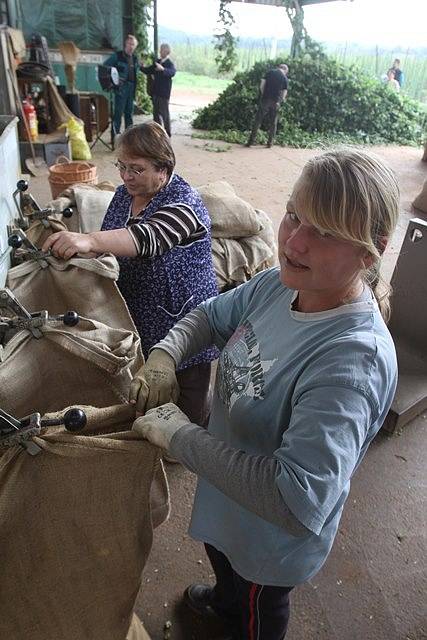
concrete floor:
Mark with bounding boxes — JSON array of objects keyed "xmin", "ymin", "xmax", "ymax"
[{"xmin": 27, "ymin": 111, "xmax": 427, "ymax": 640}]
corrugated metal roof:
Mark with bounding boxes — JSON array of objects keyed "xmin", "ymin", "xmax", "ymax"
[
  {"xmin": 232, "ymin": 0, "xmax": 285, "ymax": 5},
  {"xmin": 232, "ymin": 1, "xmax": 346, "ymax": 6}
]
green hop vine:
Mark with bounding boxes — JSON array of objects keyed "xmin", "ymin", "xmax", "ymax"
[{"xmin": 214, "ymin": 0, "xmax": 238, "ymax": 74}]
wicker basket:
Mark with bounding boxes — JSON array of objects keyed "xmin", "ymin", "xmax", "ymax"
[{"xmin": 48, "ymin": 155, "xmax": 97, "ymax": 199}]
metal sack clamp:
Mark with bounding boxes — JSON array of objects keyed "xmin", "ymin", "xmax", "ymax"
[
  {"xmin": 0, "ymin": 407, "xmax": 87, "ymax": 455},
  {"xmin": 0, "ymin": 287, "xmax": 80, "ymax": 342},
  {"xmin": 8, "ymin": 227, "xmax": 53, "ymax": 267},
  {"xmin": 13, "ymin": 179, "xmax": 74, "ymax": 230}
]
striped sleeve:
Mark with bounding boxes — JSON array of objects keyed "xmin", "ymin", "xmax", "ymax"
[{"xmin": 127, "ymin": 204, "xmax": 208, "ymax": 257}]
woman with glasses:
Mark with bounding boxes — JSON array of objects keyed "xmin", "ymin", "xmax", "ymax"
[{"xmin": 42, "ymin": 121, "xmax": 219, "ymax": 427}]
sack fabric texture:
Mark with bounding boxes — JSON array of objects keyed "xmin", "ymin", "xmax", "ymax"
[
  {"xmin": 6, "ymin": 253, "xmax": 138, "ymax": 334},
  {"xmin": 197, "ymin": 181, "xmax": 276, "ymax": 290},
  {"xmin": 127, "ymin": 615, "xmax": 152, "ymax": 640},
  {"xmin": 49, "ymin": 182, "xmax": 116, "ymax": 233},
  {"xmin": 197, "ymin": 180, "xmax": 263, "ymax": 238},
  {"xmin": 0, "ymin": 403, "xmax": 167, "ymax": 640},
  {"xmin": 25, "ymin": 215, "xmax": 69, "ymax": 249},
  {"xmin": 0, "ymin": 316, "xmax": 144, "ymax": 417}
]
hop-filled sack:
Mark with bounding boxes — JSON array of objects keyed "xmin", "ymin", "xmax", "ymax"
[
  {"xmin": 0, "ymin": 316, "xmax": 144, "ymax": 418},
  {"xmin": 7, "ymin": 253, "xmax": 137, "ymax": 334},
  {"xmin": 0, "ymin": 403, "xmax": 168, "ymax": 640}
]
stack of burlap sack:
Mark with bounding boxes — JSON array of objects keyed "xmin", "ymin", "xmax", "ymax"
[
  {"xmin": 197, "ymin": 180, "xmax": 276, "ymax": 291},
  {"xmin": 0, "ymin": 320, "xmax": 165, "ymax": 639},
  {"xmin": 1, "ymin": 184, "xmax": 165, "ymax": 640}
]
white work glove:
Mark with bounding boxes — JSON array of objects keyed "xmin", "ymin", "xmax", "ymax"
[
  {"xmin": 129, "ymin": 349, "xmax": 180, "ymax": 413},
  {"xmin": 132, "ymin": 403, "xmax": 191, "ymax": 450}
]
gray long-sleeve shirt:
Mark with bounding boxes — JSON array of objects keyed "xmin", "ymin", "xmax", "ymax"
[{"xmin": 155, "ymin": 307, "xmax": 308, "ymax": 536}]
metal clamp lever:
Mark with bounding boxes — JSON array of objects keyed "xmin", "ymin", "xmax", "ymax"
[
  {"xmin": 27, "ymin": 206, "xmax": 74, "ymax": 225},
  {"xmin": 0, "ymin": 409, "xmax": 42, "ymax": 455},
  {"xmin": 0, "ymin": 287, "xmax": 32, "ymax": 319},
  {"xmin": 0, "ymin": 288, "xmax": 80, "ymax": 341},
  {"xmin": 8, "ymin": 228, "xmax": 52, "ymax": 265},
  {"xmin": 0, "ymin": 407, "xmax": 87, "ymax": 455},
  {"xmin": 12, "ymin": 180, "xmax": 74, "ymax": 229},
  {"xmin": 12, "ymin": 180, "xmax": 40, "ymax": 230}
]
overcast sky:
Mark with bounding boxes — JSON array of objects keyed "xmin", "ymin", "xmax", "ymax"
[{"xmin": 157, "ymin": 0, "xmax": 426, "ymax": 48}]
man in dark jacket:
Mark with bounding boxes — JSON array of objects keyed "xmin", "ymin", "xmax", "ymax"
[
  {"xmin": 141, "ymin": 44, "xmax": 176, "ymax": 137},
  {"xmin": 104, "ymin": 35, "xmax": 140, "ymax": 135},
  {"xmin": 246, "ymin": 63, "xmax": 288, "ymax": 148}
]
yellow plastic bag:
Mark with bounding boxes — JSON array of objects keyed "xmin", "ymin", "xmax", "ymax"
[{"xmin": 59, "ymin": 117, "xmax": 92, "ymax": 161}]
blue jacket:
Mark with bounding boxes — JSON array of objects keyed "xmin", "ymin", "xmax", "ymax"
[{"xmin": 141, "ymin": 57, "xmax": 176, "ymax": 99}]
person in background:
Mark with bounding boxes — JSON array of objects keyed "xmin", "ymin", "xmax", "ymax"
[
  {"xmin": 391, "ymin": 58, "xmax": 404, "ymax": 87},
  {"xmin": 385, "ymin": 68, "xmax": 400, "ymax": 93},
  {"xmin": 42, "ymin": 122, "xmax": 218, "ymax": 428},
  {"xmin": 131, "ymin": 148, "xmax": 399, "ymax": 639},
  {"xmin": 246, "ymin": 63, "xmax": 288, "ymax": 148},
  {"xmin": 141, "ymin": 43, "xmax": 176, "ymax": 137},
  {"xmin": 104, "ymin": 34, "xmax": 140, "ymax": 135}
]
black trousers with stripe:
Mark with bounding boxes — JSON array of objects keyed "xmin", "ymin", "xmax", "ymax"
[{"xmin": 205, "ymin": 543, "xmax": 293, "ymax": 640}]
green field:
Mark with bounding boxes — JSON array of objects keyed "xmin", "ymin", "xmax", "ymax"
[
  {"xmin": 173, "ymin": 71, "xmax": 230, "ymax": 94},
  {"xmin": 171, "ymin": 42, "xmax": 427, "ymax": 104}
]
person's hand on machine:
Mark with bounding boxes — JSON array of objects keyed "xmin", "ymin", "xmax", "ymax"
[
  {"xmin": 42, "ymin": 231, "xmax": 98, "ymax": 259},
  {"xmin": 129, "ymin": 349, "xmax": 180, "ymax": 414}
]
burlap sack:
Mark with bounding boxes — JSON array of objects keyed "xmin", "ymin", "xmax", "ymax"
[
  {"xmin": 197, "ymin": 180, "xmax": 263, "ymax": 238},
  {"xmin": 49, "ymin": 182, "xmax": 116, "ymax": 233},
  {"xmin": 0, "ymin": 317, "xmax": 144, "ymax": 418},
  {"xmin": 127, "ymin": 615, "xmax": 151, "ymax": 640},
  {"xmin": 6, "ymin": 253, "xmax": 137, "ymax": 333},
  {"xmin": 0, "ymin": 403, "xmax": 167, "ymax": 640},
  {"xmin": 74, "ymin": 183, "xmax": 116, "ymax": 232},
  {"xmin": 413, "ymin": 177, "xmax": 427, "ymax": 213},
  {"xmin": 248, "ymin": 208, "xmax": 277, "ymax": 257},
  {"xmin": 212, "ymin": 208, "xmax": 276, "ymax": 290},
  {"xmin": 36, "ymin": 403, "xmax": 170, "ymax": 529},
  {"xmin": 25, "ymin": 215, "xmax": 69, "ymax": 248}
]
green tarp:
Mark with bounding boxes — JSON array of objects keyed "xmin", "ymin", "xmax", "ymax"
[{"xmin": 19, "ymin": 0, "xmax": 123, "ymax": 50}]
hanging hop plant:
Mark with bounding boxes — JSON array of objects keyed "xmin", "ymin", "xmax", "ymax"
[{"xmin": 214, "ymin": 0, "xmax": 238, "ymax": 74}]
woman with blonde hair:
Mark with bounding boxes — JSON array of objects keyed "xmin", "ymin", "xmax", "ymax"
[{"xmin": 132, "ymin": 147, "xmax": 399, "ymax": 639}]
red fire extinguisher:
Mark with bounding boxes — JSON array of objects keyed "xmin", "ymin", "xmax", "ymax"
[{"xmin": 22, "ymin": 97, "xmax": 39, "ymax": 142}]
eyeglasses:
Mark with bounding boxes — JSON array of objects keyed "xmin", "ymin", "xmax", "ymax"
[{"xmin": 114, "ymin": 160, "xmax": 145, "ymax": 176}]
